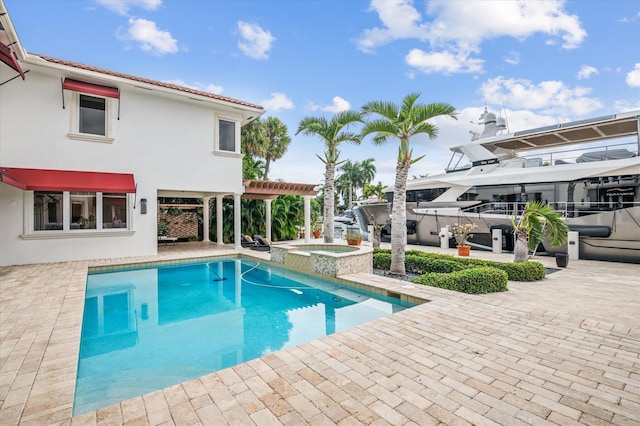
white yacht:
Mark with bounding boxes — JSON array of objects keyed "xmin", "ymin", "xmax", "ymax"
[{"xmin": 354, "ymin": 109, "xmax": 640, "ymax": 263}]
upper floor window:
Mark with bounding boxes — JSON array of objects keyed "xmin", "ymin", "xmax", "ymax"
[
  {"xmin": 219, "ymin": 119, "xmax": 236, "ymax": 152},
  {"xmin": 79, "ymin": 95, "xmax": 107, "ymax": 136}
]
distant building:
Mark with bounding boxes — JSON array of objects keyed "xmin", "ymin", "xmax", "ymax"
[{"xmin": 0, "ymin": 2, "xmax": 264, "ymax": 266}]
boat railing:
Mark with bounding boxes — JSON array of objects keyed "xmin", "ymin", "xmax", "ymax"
[
  {"xmin": 517, "ymin": 141, "xmax": 638, "ymax": 167},
  {"xmin": 463, "ymin": 201, "xmax": 640, "ymax": 218}
]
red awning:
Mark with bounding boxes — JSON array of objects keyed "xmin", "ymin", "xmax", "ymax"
[
  {"xmin": 62, "ymin": 78, "xmax": 120, "ymax": 99},
  {"xmin": 0, "ymin": 167, "xmax": 136, "ymax": 193},
  {"xmin": 0, "ymin": 41, "xmax": 25, "ymax": 80}
]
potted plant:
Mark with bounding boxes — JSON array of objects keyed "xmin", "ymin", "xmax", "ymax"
[
  {"xmin": 158, "ymin": 224, "xmax": 169, "ymax": 236},
  {"xmin": 345, "ymin": 230, "xmax": 362, "ymax": 246},
  {"xmin": 312, "ymin": 222, "xmax": 322, "ymax": 238},
  {"xmin": 447, "ymin": 222, "xmax": 477, "ymax": 256}
]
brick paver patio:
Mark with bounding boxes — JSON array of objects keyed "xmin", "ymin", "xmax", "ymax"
[{"xmin": 1, "ymin": 243, "xmax": 638, "ymax": 425}]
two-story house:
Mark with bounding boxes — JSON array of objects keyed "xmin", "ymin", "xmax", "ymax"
[{"xmin": 0, "ymin": 3, "xmax": 264, "ymax": 266}]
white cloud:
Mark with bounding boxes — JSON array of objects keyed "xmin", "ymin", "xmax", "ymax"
[
  {"xmin": 480, "ymin": 76, "xmax": 602, "ymax": 116},
  {"xmin": 504, "ymin": 51, "xmax": 520, "ymax": 65},
  {"xmin": 237, "ymin": 21, "xmax": 275, "ymax": 60},
  {"xmin": 321, "ymin": 96, "xmax": 351, "ymax": 113},
  {"xmin": 626, "ymin": 63, "xmax": 640, "ymax": 88},
  {"xmin": 577, "ymin": 65, "xmax": 598, "ymax": 80},
  {"xmin": 356, "ymin": 0, "xmax": 429, "ymax": 53},
  {"xmin": 95, "ymin": 0, "xmax": 161, "ymax": 15},
  {"xmin": 405, "ymin": 48, "xmax": 483, "ymax": 75},
  {"xmin": 358, "ymin": 0, "xmax": 587, "ymax": 75},
  {"xmin": 613, "ymin": 99, "xmax": 640, "ymax": 112},
  {"xmin": 124, "ymin": 18, "xmax": 178, "ymax": 55},
  {"xmin": 162, "ymin": 79, "xmax": 223, "ymax": 94},
  {"xmin": 261, "ymin": 92, "xmax": 294, "ymax": 111}
]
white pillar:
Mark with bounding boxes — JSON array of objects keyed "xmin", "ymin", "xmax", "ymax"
[
  {"xmin": 234, "ymin": 194, "xmax": 241, "ymax": 249},
  {"xmin": 216, "ymin": 195, "xmax": 224, "ymax": 246},
  {"xmin": 265, "ymin": 199, "xmax": 272, "ymax": 242},
  {"xmin": 440, "ymin": 227, "xmax": 450, "ymax": 249},
  {"xmin": 203, "ymin": 196, "xmax": 211, "ymax": 243},
  {"xmin": 304, "ymin": 195, "xmax": 311, "ymax": 244},
  {"xmin": 568, "ymin": 231, "xmax": 579, "ymax": 260},
  {"xmin": 492, "ymin": 228, "xmax": 502, "ymax": 253}
]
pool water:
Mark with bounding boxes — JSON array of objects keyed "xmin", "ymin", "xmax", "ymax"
[{"xmin": 74, "ymin": 258, "xmax": 414, "ymax": 415}]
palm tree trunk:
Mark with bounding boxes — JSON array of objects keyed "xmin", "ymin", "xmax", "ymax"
[
  {"xmin": 263, "ymin": 157, "xmax": 271, "ymax": 181},
  {"xmin": 324, "ymin": 163, "xmax": 335, "ymax": 243},
  {"xmin": 390, "ymin": 161, "xmax": 410, "ymax": 276},
  {"xmin": 513, "ymin": 228, "xmax": 529, "ymax": 262}
]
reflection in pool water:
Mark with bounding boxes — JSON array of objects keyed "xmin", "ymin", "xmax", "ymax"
[{"xmin": 74, "ymin": 258, "xmax": 414, "ymax": 415}]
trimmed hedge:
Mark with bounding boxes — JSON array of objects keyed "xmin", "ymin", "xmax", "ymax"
[
  {"xmin": 373, "ymin": 249, "xmax": 545, "ymax": 282},
  {"xmin": 411, "ymin": 267, "xmax": 509, "ymax": 294}
]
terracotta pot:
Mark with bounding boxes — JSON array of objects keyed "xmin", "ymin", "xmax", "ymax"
[
  {"xmin": 346, "ymin": 239, "xmax": 361, "ymax": 246},
  {"xmin": 457, "ymin": 245, "xmax": 471, "ymax": 256},
  {"xmin": 313, "ymin": 230, "xmax": 321, "ymax": 238}
]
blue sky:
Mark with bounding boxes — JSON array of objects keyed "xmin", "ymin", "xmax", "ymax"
[{"xmin": 6, "ymin": 0, "xmax": 640, "ymax": 187}]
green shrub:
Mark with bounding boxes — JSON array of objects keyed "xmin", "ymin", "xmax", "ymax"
[
  {"xmin": 412, "ymin": 267, "xmax": 508, "ymax": 294},
  {"xmin": 373, "ymin": 252, "xmax": 392, "ymax": 270},
  {"xmin": 374, "ymin": 248, "xmax": 544, "ymax": 281}
]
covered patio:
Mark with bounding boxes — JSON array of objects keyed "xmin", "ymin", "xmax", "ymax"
[{"xmin": 196, "ymin": 180, "xmax": 319, "ymax": 249}]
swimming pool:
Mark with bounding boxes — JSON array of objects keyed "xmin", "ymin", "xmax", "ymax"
[{"xmin": 74, "ymin": 258, "xmax": 415, "ymax": 415}]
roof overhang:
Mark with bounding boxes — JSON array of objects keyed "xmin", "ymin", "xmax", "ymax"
[
  {"xmin": 0, "ymin": 1, "xmax": 26, "ymax": 80},
  {"xmin": 0, "ymin": 167, "xmax": 136, "ymax": 193},
  {"xmin": 242, "ymin": 180, "xmax": 318, "ymax": 200}
]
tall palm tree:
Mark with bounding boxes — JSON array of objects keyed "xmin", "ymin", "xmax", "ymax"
[
  {"xmin": 262, "ymin": 117, "xmax": 291, "ymax": 180},
  {"xmin": 361, "ymin": 93, "xmax": 457, "ymax": 276},
  {"xmin": 337, "ymin": 160, "xmax": 361, "ymax": 210},
  {"xmin": 241, "ymin": 118, "xmax": 265, "ymax": 158},
  {"xmin": 296, "ymin": 111, "xmax": 363, "ymax": 243},
  {"xmin": 358, "ymin": 158, "xmax": 376, "ymax": 192},
  {"xmin": 512, "ymin": 201, "xmax": 569, "ymax": 262}
]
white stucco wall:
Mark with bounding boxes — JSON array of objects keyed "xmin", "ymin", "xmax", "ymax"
[{"xmin": 0, "ymin": 59, "xmax": 259, "ymax": 266}]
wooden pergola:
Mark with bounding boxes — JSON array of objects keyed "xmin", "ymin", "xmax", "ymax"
[{"xmin": 241, "ymin": 180, "xmax": 319, "ymax": 245}]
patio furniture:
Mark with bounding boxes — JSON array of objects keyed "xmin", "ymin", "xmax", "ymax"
[
  {"xmin": 251, "ymin": 235, "xmax": 271, "ymax": 251},
  {"xmin": 158, "ymin": 235, "xmax": 178, "ymax": 245}
]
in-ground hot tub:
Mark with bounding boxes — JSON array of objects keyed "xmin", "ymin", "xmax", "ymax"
[{"xmin": 271, "ymin": 243, "xmax": 373, "ymax": 277}]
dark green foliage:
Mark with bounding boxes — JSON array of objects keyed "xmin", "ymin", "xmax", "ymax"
[
  {"xmin": 210, "ymin": 195, "xmax": 318, "ymax": 243},
  {"xmin": 412, "ymin": 267, "xmax": 508, "ymax": 294},
  {"xmin": 374, "ymin": 248, "xmax": 545, "ymax": 282}
]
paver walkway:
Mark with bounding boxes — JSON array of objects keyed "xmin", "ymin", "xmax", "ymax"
[{"xmin": 0, "ymin": 243, "xmax": 638, "ymax": 425}]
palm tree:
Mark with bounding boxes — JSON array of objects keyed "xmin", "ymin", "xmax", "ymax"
[
  {"xmin": 358, "ymin": 158, "xmax": 376, "ymax": 194},
  {"xmin": 262, "ymin": 117, "xmax": 291, "ymax": 180},
  {"xmin": 363, "ymin": 181, "xmax": 387, "ymax": 202},
  {"xmin": 512, "ymin": 201, "xmax": 569, "ymax": 262},
  {"xmin": 337, "ymin": 160, "xmax": 361, "ymax": 209},
  {"xmin": 296, "ymin": 111, "xmax": 363, "ymax": 243},
  {"xmin": 361, "ymin": 93, "xmax": 457, "ymax": 276}
]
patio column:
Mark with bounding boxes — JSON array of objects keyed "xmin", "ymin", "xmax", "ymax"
[
  {"xmin": 203, "ymin": 196, "xmax": 211, "ymax": 243},
  {"xmin": 304, "ymin": 195, "xmax": 311, "ymax": 244},
  {"xmin": 216, "ymin": 195, "xmax": 224, "ymax": 246},
  {"xmin": 234, "ymin": 193, "xmax": 241, "ymax": 249},
  {"xmin": 265, "ymin": 199, "xmax": 272, "ymax": 242}
]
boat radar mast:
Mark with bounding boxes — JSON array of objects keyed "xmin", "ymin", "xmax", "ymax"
[{"xmin": 469, "ymin": 107, "xmax": 507, "ymax": 141}]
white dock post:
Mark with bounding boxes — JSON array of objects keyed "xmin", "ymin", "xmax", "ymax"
[
  {"xmin": 367, "ymin": 225, "xmax": 374, "ymax": 242},
  {"xmin": 492, "ymin": 228, "xmax": 503, "ymax": 254},
  {"xmin": 439, "ymin": 227, "xmax": 450, "ymax": 249},
  {"xmin": 568, "ymin": 231, "xmax": 580, "ymax": 260}
]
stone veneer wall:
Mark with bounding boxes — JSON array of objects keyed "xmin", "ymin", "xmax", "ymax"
[{"xmin": 270, "ymin": 244, "xmax": 373, "ymax": 277}]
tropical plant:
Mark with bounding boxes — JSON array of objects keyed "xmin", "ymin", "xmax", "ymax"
[
  {"xmin": 447, "ymin": 222, "xmax": 478, "ymax": 246},
  {"xmin": 337, "ymin": 158, "xmax": 377, "ymax": 209},
  {"xmin": 241, "ymin": 116, "xmax": 291, "ymax": 180},
  {"xmin": 296, "ymin": 111, "xmax": 363, "ymax": 243},
  {"xmin": 242, "ymin": 155, "xmax": 265, "ymax": 180},
  {"xmin": 362, "ymin": 181, "xmax": 388, "ymax": 201},
  {"xmin": 361, "ymin": 93, "xmax": 457, "ymax": 276},
  {"xmin": 345, "ymin": 230, "xmax": 362, "ymax": 241},
  {"xmin": 512, "ymin": 201, "xmax": 569, "ymax": 262}
]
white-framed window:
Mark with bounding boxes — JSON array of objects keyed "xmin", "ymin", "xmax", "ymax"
[
  {"xmin": 30, "ymin": 191, "xmax": 130, "ymax": 233},
  {"xmin": 69, "ymin": 92, "xmax": 114, "ymax": 143},
  {"xmin": 214, "ymin": 115, "xmax": 240, "ymax": 154}
]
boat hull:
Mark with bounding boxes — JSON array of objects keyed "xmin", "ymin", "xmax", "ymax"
[{"xmin": 354, "ymin": 204, "xmax": 640, "ymax": 264}]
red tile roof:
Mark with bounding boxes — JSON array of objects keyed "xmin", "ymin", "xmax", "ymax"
[{"xmin": 36, "ymin": 54, "xmax": 264, "ymax": 110}]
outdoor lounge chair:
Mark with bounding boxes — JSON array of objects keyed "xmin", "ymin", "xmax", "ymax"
[
  {"xmin": 241, "ymin": 234, "xmax": 257, "ymax": 248},
  {"xmin": 251, "ymin": 235, "xmax": 271, "ymax": 252}
]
